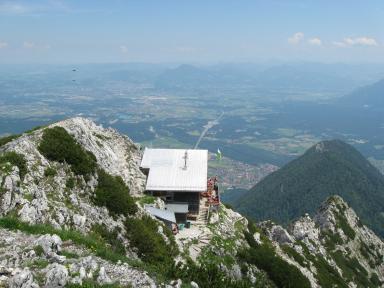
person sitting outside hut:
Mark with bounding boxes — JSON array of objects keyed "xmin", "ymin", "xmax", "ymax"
[{"xmin": 171, "ymin": 223, "xmax": 179, "ymax": 235}]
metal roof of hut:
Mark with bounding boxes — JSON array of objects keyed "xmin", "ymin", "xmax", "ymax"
[{"xmin": 140, "ymin": 148, "xmax": 208, "ymax": 192}]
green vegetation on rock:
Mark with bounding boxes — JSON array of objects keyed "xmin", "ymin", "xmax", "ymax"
[
  {"xmin": 0, "ymin": 134, "xmax": 20, "ymax": 147},
  {"xmin": 0, "ymin": 217, "xmax": 141, "ymax": 267},
  {"xmin": 234, "ymin": 140, "xmax": 384, "ymax": 237},
  {"xmin": 240, "ymin": 222, "xmax": 311, "ymax": 288},
  {"xmin": 124, "ymin": 215, "xmax": 177, "ymax": 265},
  {"xmin": 38, "ymin": 126, "xmax": 97, "ymax": 178},
  {"xmin": 94, "ymin": 169, "xmax": 137, "ymax": 216},
  {"xmin": 44, "ymin": 166, "xmax": 57, "ymax": 177},
  {"xmin": 0, "ymin": 151, "xmax": 28, "ymax": 180}
]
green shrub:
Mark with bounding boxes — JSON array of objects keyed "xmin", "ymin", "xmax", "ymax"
[
  {"xmin": 38, "ymin": 127, "xmax": 97, "ymax": 178},
  {"xmin": 223, "ymin": 202, "xmax": 234, "ymax": 210},
  {"xmin": 66, "ymin": 177, "xmax": 76, "ymax": 189},
  {"xmin": 331, "ymin": 250, "xmax": 373, "ymax": 287},
  {"xmin": 92, "ymin": 224, "xmax": 126, "ymax": 255},
  {"xmin": 172, "ymin": 260, "xmax": 253, "ymax": 288},
  {"xmin": 0, "ymin": 151, "xmax": 27, "ymax": 180},
  {"xmin": 125, "ymin": 215, "xmax": 177, "ymax": 265},
  {"xmin": 323, "ymin": 230, "xmax": 344, "ymax": 251},
  {"xmin": 94, "ymin": 169, "xmax": 137, "ymax": 216},
  {"xmin": 0, "ymin": 134, "xmax": 20, "ymax": 147},
  {"xmin": 282, "ymin": 245, "xmax": 308, "ymax": 267},
  {"xmin": 34, "ymin": 245, "xmax": 44, "ymax": 256},
  {"xmin": 299, "ymin": 242, "xmax": 348, "ymax": 288},
  {"xmin": 335, "ymin": 213, "xmax": 356, "ymax": 240},
  {"xmin": 241, "ymin": 222, "xmax": 311, "ymax": 288},
  {"xmin": 44, "ymin": 167, "xmax": 57, "ymax": 177},
  {"xmin": 370, "ymin": 273, "xmax": 382, "ymax": 286}
]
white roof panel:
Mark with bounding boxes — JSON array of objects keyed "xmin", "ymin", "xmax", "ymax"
[{"xmin": 140, "ymin": 148, "xmax": 208, "ymax": 192}]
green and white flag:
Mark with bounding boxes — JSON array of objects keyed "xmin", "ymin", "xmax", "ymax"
[{"xmin": 216, "ymin": 148, "xmax": 222, "ymax": 160}]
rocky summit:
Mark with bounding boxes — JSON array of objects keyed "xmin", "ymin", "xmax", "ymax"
[{"xmin": 0, "ymin": 117, "xmax": 383, "ymax": 288}]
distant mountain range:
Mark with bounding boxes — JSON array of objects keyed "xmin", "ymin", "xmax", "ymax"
[
  {"xmin": 231, "ymin": 140, "xmax": 384, "ymax": 237},
  {"xmin": 337, "ymin": 78, "xmax": 384, "ymax": 108},
  {"xmin": 154, "ymin": 63, "xmax": 384, "ymax": 95}
]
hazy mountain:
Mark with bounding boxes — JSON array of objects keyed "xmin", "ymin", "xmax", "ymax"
[
  {"xmin": 233, "ymin": 140, "xmax": 384, "ymax": 237},
  {"xmin": 338, "ymin": 78, "xmax": 384, "ymax": 109}
]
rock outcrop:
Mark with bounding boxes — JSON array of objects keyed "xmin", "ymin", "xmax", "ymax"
[
  {"xmin": 261, "ymin": 196, "xmax": 384, "ymax": 288},
  {"xmin": 0, "ymin": 118, "xmax": 156, "ymax": 287}
]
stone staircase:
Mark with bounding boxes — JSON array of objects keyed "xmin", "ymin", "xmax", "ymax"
[
  {"xmin": 197, "ymin": 207, "xmax": 209, "ymax": 224},
  {"xmin": 196, "ymin": 196, "xmax": 210, "ymax": 224}
]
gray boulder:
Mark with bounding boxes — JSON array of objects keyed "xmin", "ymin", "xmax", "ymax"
[
  {"xmin": 45, "ymin": 263, "xmax": 68, "ymax": 288},
  {"xmin": 35, "ymin": 234, "xmax": 62, "ymax": 256},
  {"xmin": 9, "ymin": 269, "xmax": 38, "ymax": 288}
]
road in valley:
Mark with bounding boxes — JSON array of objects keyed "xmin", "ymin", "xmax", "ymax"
[{"xmin": 194, "ymin": 112, "xmax": 224, "ymax": 149}]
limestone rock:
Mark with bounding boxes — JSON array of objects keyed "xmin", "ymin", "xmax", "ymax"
[
  {"xmin": 190, "ymin": 281, "xmax": 199, "ymax": 288},
  {"xmin": 96, "ymin": 267, "xmax": 112, "ymax": 285},
  {"xmin": 8, "ymin": 269, "xmax": 38, "ymax": 288},
  {"xmin": 35, "ymin": 234, "xmax": 62, "ymax": 256},
  {"xmin": 45, "ymin": 263, "xmax": 68, "ymax": 288}
]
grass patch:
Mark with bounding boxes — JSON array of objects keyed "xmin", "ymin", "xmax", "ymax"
[
  {"xmin": 92, "ymin": 224, "xmax": 126, "ymax": 255},
  {"xmin": 32, "ymin": 259, "xmax": 49, "ymax": 268},
  {"xmin": 137, "ymin": 194, "xmax": 156, "ymax": 205},
  {"xmin": 0, "ymin": 217, "xmax": 142, "ymax": 268},
  {"xmin": 66, "ymin": 279, "xmax": 123, "ymax": 288},
  {"xmin": 60, "ymin": 250, "xmax": 79, "ymax": 259}
]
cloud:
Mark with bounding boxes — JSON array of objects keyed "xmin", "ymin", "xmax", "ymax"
[
  {"xmin": 0, "ymin": 0, "xmax": 70, "ymax": 15},
  {"xmin": 308, "ymin": 37, "xmax": 322, "ymax": 46},
  {"xmin": 23, "ymin": 41, "xmax": 35, "ymax": 48},
  {"xmin": 288, "ymin": 32, "xmax": 304, "ymax": 44},
  {"xmin": 120, "ymin": 45, "xmax": 128, "ymax": 54},
  {"xmin": 0, "ymin": 2, "xmax": 29, "ymax": 14},
  {"xmin": 0, "ymin": 41, "xmax": 8, "ymax": 48},
  {"xmin": 333, "ymin": 36, "xmax": 379, "ymax": 47}
]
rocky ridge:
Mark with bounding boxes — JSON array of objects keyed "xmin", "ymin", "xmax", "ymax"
[
  {"xmin": 261, "ymin": 196, "xmax": 384, "ymax": 287},
  {"xmin": 0, "ymin": 118, "xmax": 157, "ymax": 287},
  {"xmin": 0, "ymin": 117, "xmax": 383, "ymax": 288}
]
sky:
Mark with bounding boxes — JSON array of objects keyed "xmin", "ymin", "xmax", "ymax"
[{"xmin": 0, "ymin": 0, "xmax": 383, "ymax": 64}]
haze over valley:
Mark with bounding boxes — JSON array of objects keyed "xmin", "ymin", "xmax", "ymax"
[{"xmin": 1, "ymin": 62, "xmax": 384, "ymax": 190}]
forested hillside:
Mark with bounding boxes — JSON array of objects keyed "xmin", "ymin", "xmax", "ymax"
[{"xmin": 233, "ymin": 140, "xmax": 384, "ymax": 237}]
